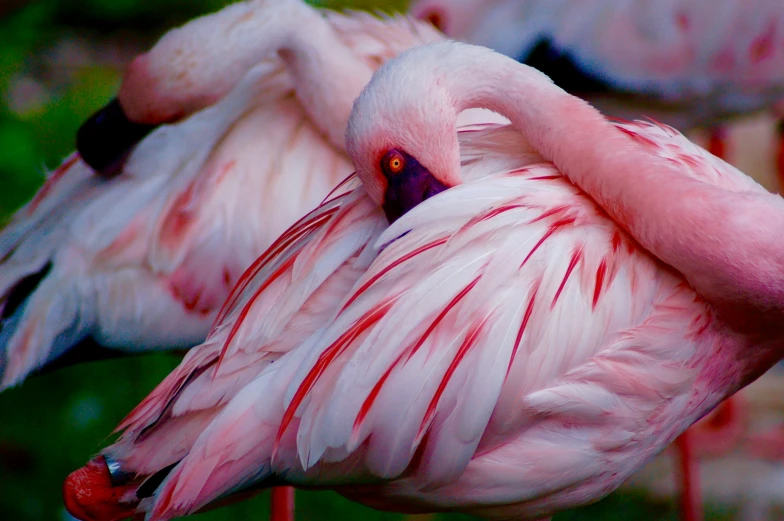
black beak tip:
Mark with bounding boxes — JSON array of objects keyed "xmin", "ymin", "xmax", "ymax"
[{"xmin": 76, "ymin": 98, "xmax": 157, "ymax": 178}]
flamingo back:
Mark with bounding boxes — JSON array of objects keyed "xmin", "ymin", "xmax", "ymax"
[
  {"xmin": 138, "ymin": 124, "xmax": 730, "ymax": 520},
  {"xmin": 0, "ymin": 7, "xmax": 471, "ymax": 389}
]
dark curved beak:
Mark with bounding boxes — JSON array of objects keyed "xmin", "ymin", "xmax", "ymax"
[
  {"xmin": 382, "ymin": 152, "xmax": 449, "ymax": 223},
  {"xmin": 76, "ymin": 98, "xmax": 158, "ymax": 178}
]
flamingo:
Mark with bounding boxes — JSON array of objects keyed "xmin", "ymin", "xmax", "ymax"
[
  {"xmin": 62, "ymin": 127, "xmax": 519, "ymax": 521},
  {"xmin": 0, "ymin": 0, "xmax": 501, "ymax": 389},
  {"xmin": 408, "ymin": 0, "xmax": 784, "ymax": 187},
  {"xmin": 407, "ymin": 1, "xmax": 784, "ymax": 515},
  {"xmin": 64, "ymin": 41, "xmax": 784, "ymax": 521}
]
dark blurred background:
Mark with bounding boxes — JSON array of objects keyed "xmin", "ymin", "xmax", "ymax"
[{"xmin": 0, "ymin": 1, "xmax": 736, "ymax": 519}]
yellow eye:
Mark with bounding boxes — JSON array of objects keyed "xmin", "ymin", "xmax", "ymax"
[
  {"xmin": 389, "ymin": 156, "xmax": 403, "ymax": 171},
  {"xmin": 382, "ymin": 150, "xmax": 406, "ymax": 175}
]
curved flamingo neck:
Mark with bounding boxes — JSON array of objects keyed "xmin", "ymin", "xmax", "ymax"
[
  {"xmin": 119, "ymin": 0, "xmax": 372, "ymax": 149},
  {"xmin": 443, "ymin": 45, "xmax": 784, "ymax": 335}
]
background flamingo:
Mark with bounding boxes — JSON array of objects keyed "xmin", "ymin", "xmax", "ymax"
[
  {"xmin": 64, "ymin": 41, "xmax": 784, "ymax": 521},
  {"xmin": 1, "ymin": 2, "xmax": 504, "ymax": 519},
  {"xmin": 408, "ymin": 0, "xmax": 784, "ymax": 187},
  {"xmin": 0, "ymin": 0, "xmax": 504, "ymax": 390}
]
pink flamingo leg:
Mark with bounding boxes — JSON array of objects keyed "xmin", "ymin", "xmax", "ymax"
[
  {"xmin": 689, "ymin": 397, "xmax": 744, "ymax": 457},
  {"xmin": 674, "ymin": 430, "xmax": 703, "ymax": 521},
  {"xmin": 270, "ymin": 486, "xmax": 295, "ymax": 521},
  {"xmin": 675, "ymin": 122, "xmax": 731, "ymax": 521},
  {"xmin": 674, "ymin": 397, "xmax": 744, "ymax": 521}
]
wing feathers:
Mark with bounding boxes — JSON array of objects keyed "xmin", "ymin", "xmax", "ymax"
[{"xmin": 144, "ymin": 123, "xmax": 717, "ymax": 518}]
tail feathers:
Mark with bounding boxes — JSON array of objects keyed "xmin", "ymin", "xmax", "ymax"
[
  {"xmin": 147, "ymin": 456, "xmax": 274, "ymax": 521},
  {"xmin": 0, "ymin": 154, "xmax": 94, "ymax": 263},
  {"xmin": 143, "ymin": 364, "xmax": 299, "ymax": 519},
  {"xmin": 0, "ymin": 260, "xmax": 52, "ymax": 321},
  {"xmin": 0, "ymin": 265, "xmax": 93, "ymax": 389}
]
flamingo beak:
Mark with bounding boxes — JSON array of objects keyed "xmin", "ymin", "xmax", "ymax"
[
  {"xmin": 63, "ymin": 456, "xmax": 140, "ymax": 521},
  {"xmin": 382, "ymin": 151, "xmax": 449, "ymax": 223},
  {"xmin": 76, "ymin": 98, "xmax": 157, "ymax": 178}
]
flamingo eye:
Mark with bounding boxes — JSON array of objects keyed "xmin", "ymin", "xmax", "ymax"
[{"xmin": 381, "ymin": 150, "xmax": 406, "ymax": 175}]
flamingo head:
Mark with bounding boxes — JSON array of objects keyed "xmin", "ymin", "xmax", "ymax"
[
  {"xmin": 75, "ymin": 39, "xmax": 191, "ymax": 177},
  {"xmin": 409, "ymin": 0, "xmax": 484, "ymax": 37},
  {"xmin": 346, "ymin": 45, "xmax": 464, "ymax": 223}
]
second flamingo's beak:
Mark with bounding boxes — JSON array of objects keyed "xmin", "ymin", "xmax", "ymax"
[{"xmin": 76, "ymin": 98, "xmax": 157, "ymax": 178}]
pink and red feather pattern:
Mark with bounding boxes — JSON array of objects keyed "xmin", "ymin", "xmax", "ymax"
[{"xmin": 76, "ymin": 121, "xmax": 758, "ymax": 520}]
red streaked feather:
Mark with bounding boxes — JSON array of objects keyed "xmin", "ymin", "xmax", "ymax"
[
  {"xmin": 341, "ymin": 237, "xmax": 448, "ymax": 312},
  {"xmin": 593, "ymin": 258, "xmax": 608, "ymax": 310},
  {"xmin": 350, "ymin": 276, "xmax": 482, "ymax": 440},
  {"xmin": 450, "ymin": 202, "xmax": 528, "ymax": 244},
  {"xmin": 473, "ymin": 203, "xmax": 527, "ymax": 225},
  {"xmin": 529, "ymin": 205, "xmax": 568, "ymax": 224},
  {"xmin": 552, "ymin": 247, "xmax": 583, "ymax": 309},
  {"xmin": 320, "ymin": 173, "xmax": 358, "ymax": 205},
  {"xmin": 313, "ymin": 199, "xmax": 368, "ymax": 257},
  {"xmin": 606, "ymin": 115, "xmax": 635, "ymax": 126},
  {"xmin": 213, "ymin": 159, "xmax": 236, "ymax": 184},
  {"xmin": 749, "ymin": 22, "xmax": 776, "ymax": 63},
  {"xmin": 215, "ymin": 254, "xmax": 298, "ymax": 369},
  {"xmin": 675, "ymin": 153, "xmax": 702, "ymax": 169},
  {"xmin": 415, "ymin": 311, "xmax": 490, "ymax": 446},
  {"xmin": 507, "ymin": 281, "xmax": 539, "ymax": 376},
  {"xmin": 617, "ymin": 125, "xmax": 658, "ymax": 147},
  {"xmin": 213, "ymin": 210, "xmax": 333, "ymax": 325},
  {"xmin": 96, "ymin": 215, "xmax": 145, "ymax": 261},
  {"xmin": 404, "ymin": 277, "xmax": 480, "ymax": 364},
  {"xmin": 149, "ymin": 470, "xmax": 177, "ymax": 520},
  {"xmin": 351, "ymin": 354, "xmax": 402, "ymax": 444},
  {"xmin": 527, "ymin": 174, "xmax": 561, "ymax": 181},
  {"xmin": 611, "ymin": 231, "xmax": 622, "ymax": 252},
  {"xmin": 133, "ymin": 357, "xmax": 218, "ymax": 440},
  {"xmin": 520, "ymin": 216, "xmax": 576, "ymax": 268},
  {"xmin": 550, "ymin": 216, "xmax": 577, "ymax": 228},
  {"xmin": 212, "ymin": 208, "xmax": 337, "ymax": 328},
  {"xmin": 641, "ymin": 116, "xmax": 674, "ymax": 132},
  {"xmin": 520, "ymin": 228, "xmax": 557, "ymax": 268},
  {"xmin": 275, "ymin": 298, "xmax": 397, "ymax": 451}
]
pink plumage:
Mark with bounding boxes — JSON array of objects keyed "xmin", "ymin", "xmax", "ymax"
[
  {"xmin": 409, "ymin": 0, "xmax": 784, "ymax": 127},
  {"xmin": 0, "ymin": 0, "xmax": 502, "ymax": 389},
  {"xmin": 66, "ymin": 42, "xmax": 784, "ymax": 521},
  {"xmin": 409, "ymin": 0, "xmax": 784, "ymax": 193}
]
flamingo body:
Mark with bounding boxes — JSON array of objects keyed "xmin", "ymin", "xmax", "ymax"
[
  {"xmin": 0, "ymin": 1, "xmax": 498, "ymax": 388},
  {"xmin": 0, "ymin": 62, "xmax": 349, "ymax": 388},
  {"xmin": 149, "ymin": 124, "xmax": 764, "ymax": 521},
  {"xmin": 67, "ymin": 113, "xmax": 771, "ymax": 520}
]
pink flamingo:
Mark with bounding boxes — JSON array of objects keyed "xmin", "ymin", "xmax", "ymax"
[
  {"xmin": 64, "ymin": 41, "xmax": 784, "ymax": 521},
  {"xmin": 26, "ymin": 2, "xmax": 503, "ymax": 519},
  {"xmin": 408, "ymin": 1, "xmax": 784, "ymax": 515},
  {"xmin": 0, "ymin": 0, "xmax": 500, "ymax": 389},
  {"xmin": 409, "ymin": 0, "xmax": 784, "ymax": 186}
]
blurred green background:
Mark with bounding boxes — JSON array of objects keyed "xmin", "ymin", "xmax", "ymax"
[{"xmin": 0, "ymin": 1, "xmax": 726, "ymax": 520}]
